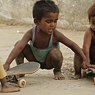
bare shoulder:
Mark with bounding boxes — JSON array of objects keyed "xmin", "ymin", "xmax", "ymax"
[
  {"xmin": 54, "ymin": 30, "xmax": 65, "ymax": 39},
  {"xmin": 53, "ymin": 29, "xmax": 74, "ymax": 47},
  {"xmin": 26, "ymin": 28, "xmax": 33, "ymax": 35},
  {"xmin": 84, "ymin": 28, "xmax": 92, "ymax": 37},
  {"xmin": 23, "ymin": 28, "xmax": 33, "ymax": 38},
  {"xmin": 54, "ymin": 29, "xmax": 62, "ymax": 35},
  {"xmin": 21, "ymin": 28, "xmax": 33, "ymax": 42},
  {"xmin": 54, "ymin": 29, "xmax": 69, "ymax": 41},
  {"xmin": 84, "ymin": 28, "xmax": 92, "ymax": 42}
]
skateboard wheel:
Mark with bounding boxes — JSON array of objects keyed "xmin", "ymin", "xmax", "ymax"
[{"xmin": 18, "ymin": 79, "xmax": 26, "ymax": 88}]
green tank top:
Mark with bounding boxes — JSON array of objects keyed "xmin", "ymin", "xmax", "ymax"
[{"xmin": 30, "ymin": 27, "xmax": 60, "ymax": 63}]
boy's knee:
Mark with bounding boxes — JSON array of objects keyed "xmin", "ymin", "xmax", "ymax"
[
  {"xmin": 50, "ymin": 48, "xmax": 63, "ymax": 62},
  {"xmin": 74, "ymin": 53, "xmax": 82, "ymax": 62},
  {"xmin": 74, "ymin": 48, "xmax": 83, "ymax": 61}
]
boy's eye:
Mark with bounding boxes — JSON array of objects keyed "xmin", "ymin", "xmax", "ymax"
[
  {"xmin": 46, "ymin": 20, "xmax": 51, "ymax": 23},
  {"xmin": 46, "ymin": 20, "xmax": 57, "ymax": 23}
]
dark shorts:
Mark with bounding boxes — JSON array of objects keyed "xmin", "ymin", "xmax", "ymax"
[
  {"xmin": 40, "ymin": 63, "xmax": 46, "ymax": 69},
  {"xmin": 90, "ymin": 60, "xmax": 95, "ymax": 65}
]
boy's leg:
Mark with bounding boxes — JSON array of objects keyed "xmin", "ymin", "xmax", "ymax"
[
  {"xmin": 74, "ymin": 53, "xmax": 82, "ymax": 79},
  {"xmin": 15, "ymin": 52, "xmax": 24, "ymax": 65},
  {"xmin": 15, "ymin": 42, "xmax": 37, "ymax": 77},
  {"xmin": 15, "ymin": 41, "xmax": 24, "ymax": 65},
  {"xmin": 15, "ymin": 52, "xmax": 24, "ymax": 77},
  {"xmin": 0, "ymin": 61, "xmax": 20, "ymax": 93},
  {"xmin": 15, "ymin": 44, "xmax": 36, "ymax": 64},
  {"xmin": 15, "ymin": 43, "xmax": 36, "ymax": 77},
  {"xmin": 45, "ymin": 48, "xmax": 64, "ymax": 80},
  {"xmin": 15, "ymin": 41, "xmax": 36, "ymax": 65},
  {"xmin": 15, "ymin": 41, "xmax": 25, "ymax": 77}
]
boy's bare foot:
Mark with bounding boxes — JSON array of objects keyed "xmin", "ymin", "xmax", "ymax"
[
  {"xmin": 54, "ymin": 71, "xmax": 65, "ymax": 80},
  {"xmin": 1, "ymin": 85, "xmax": 20, "ymax": 93}
]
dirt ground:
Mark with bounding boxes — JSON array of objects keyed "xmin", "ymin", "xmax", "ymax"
[{"xmin": 0, "ymin": 25, "xmax": 95, "ymax": 95}]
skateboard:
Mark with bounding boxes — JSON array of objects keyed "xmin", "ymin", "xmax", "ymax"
[
  {"xmin": 6, "ymin": 62, "xmax": 40, "ymax": 88},
  {"xmin": 81, "ymin": 68, "xmax": 95, "ymax": 84}
]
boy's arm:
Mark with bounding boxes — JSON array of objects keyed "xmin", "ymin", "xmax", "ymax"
[{"xmin": 55, "ymin": 30, "xmax": 86, "ymax": 64}]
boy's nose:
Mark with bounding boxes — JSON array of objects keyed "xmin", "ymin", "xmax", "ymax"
[
  {"xmin": 51, "ymin": 22, "xmax": 55, "ymax": 26},
  {"xmin": 50, "ymin": 22, "xmax": 56, "ymax": 28}
]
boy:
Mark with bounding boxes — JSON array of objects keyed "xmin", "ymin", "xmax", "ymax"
[
  {"xmin": 74, "ymin": 3, "xmax": 95, "ymax": 78},
  {"xmin": 4, "ymin": 0, "xmax": 86, "ymax": 80}
]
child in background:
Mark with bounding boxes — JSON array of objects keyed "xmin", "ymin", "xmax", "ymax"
[
  {"xmin": 74, "ymin": 3, "xmax": 95, "ymax": 78},
  {"xmin": 0, "ymin": 60, "xmax": 20, "ymax": 93},
  {"xmin": 4, "ymin": 0, "xmax": 86, "ymax": 80}
]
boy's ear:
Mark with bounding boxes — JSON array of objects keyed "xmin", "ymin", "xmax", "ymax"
[{"xmin": 34, "ymin": 19, "xmax": 39, "ymax": 25}]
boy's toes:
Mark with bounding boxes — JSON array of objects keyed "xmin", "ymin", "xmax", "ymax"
[{"xmin": 54, "ymin": 72, "xmax": 65, "ymax": 80}]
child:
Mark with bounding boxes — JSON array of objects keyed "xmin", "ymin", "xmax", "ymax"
[
  {"xmin": 74, "ymin": 3, "xmax": 95, "ymax": 78},
  {"xmin": 0, "ymin": 60, "xmax": 20, "ymax": 93},
  {"xmin": 4, "ymin": 0, "xmax": 86, "ymax": 80}
]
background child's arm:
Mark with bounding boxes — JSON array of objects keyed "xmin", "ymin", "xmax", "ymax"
[{"xmin": 83, "ymin": 29, "xmax": 92, "ymax": 68}]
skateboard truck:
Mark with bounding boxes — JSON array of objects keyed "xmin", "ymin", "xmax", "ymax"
[{"xmin": 7, "ymin": 75, "xmax": 26, "ymax": 88}]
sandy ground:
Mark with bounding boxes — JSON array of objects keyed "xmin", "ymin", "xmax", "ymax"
[{"xmin": 0, "ymin": 25, "xmax": 95, "ymax": 95}]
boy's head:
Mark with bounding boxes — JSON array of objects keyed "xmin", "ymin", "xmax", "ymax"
[
  {"xmin": 88, "ymin": 3, "xmax": 95, "ymax": 23},
  {"xmin": 33, "ymin": 0, "xmax": 59, "ymax": 23}
]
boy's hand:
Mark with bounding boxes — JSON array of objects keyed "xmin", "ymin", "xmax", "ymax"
[
  {"xmin": 87, "ymin": 64, "xmax": 95, "ymax": 69},
  {"xmin": 82, "ymin": 61, "xmax": 87, "ymax": 69}
]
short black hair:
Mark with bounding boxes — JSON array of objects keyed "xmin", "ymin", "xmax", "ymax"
[
  {"xmin": 33, "ymin": 0, "xmax": 59, "ymax": 22},
  {"xmin": 88, "ymin": 3, "xmax": 95, "ymax": 21}
]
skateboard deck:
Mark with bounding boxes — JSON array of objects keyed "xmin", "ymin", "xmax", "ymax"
[
  {"xmin": 81, "ymin": 68, "xmax": 95, "ymax": 84},
  {"xmin": 6, "ymin": 62, "xmax": 40, "ymax": 87}
]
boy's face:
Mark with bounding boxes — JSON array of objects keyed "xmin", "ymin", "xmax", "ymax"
[
  {"xmin": 37, "ymin": 12, "xmax": 59, "ymax": 35},
  {"xmin": 90, "ymin": 17, "xmax": 95, "ymax": 31}
]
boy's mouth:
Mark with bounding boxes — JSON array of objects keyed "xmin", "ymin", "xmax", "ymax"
[
  {"xmin": 49, "ymin": 29, "xmax": 53, "ymax": 32},
  {"xmin": 48, "ymin": 30, "xmax": 53, "ymax": 34}
]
